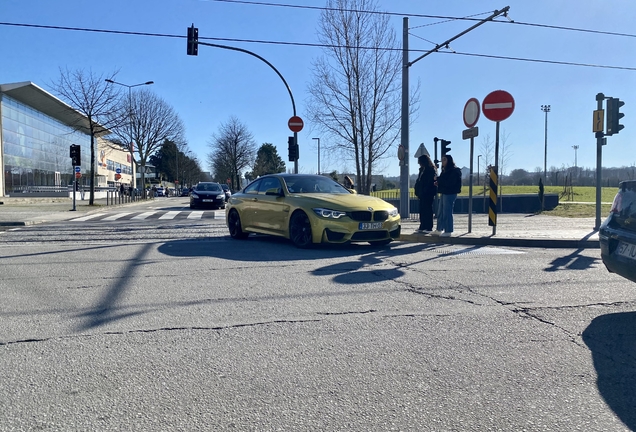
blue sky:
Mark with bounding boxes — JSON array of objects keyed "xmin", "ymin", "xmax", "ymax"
[{"xmin": 2, "ymin": 0, "xmax": 635, "ymax": 179}]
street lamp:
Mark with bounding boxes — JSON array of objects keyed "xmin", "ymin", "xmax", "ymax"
[
  {"xmin": 572, "ymin": 145, "xmax": 579, "ymax": 180},
  {"xmin": 105, "ymin": 79, "xmax": 154, "ymax": 191},
  {"xmin": 541, "ymin": 104, "xmax": 550, "ymax": 184},
  {"xmin": 477, "ymin": 154, "xmax": 482, "ymax": 186},
  {"xmin": 312, "ymin": 137, "xmax": 320, "ymax": 174}
]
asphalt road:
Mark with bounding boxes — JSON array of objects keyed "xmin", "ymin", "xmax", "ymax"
[{"xmin": 1, "ymin": 199, "xmax": 635, "ymax": 431}]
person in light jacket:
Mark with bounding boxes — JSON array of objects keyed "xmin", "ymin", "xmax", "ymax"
[{"xmin": 433, "ymin": 154, "xmax": 462, "ymax": 237}]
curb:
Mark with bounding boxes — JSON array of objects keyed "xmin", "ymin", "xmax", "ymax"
[{"xmin": 399, "ymin": 233, "xmax": 600, "ymax": 249}]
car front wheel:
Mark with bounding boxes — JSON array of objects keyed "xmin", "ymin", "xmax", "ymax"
[
  {"xmin": 290, "ymin": 211, "xmax": 313, "ymax": 248},
  {"xmin": 228, "ymin": 210, "xmax": 249, "ymax": 239}
]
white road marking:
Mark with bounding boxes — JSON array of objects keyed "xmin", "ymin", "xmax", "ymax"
[
  {"xmin": 102, "ymin": 212, "xmax": 134, "ymax": 221},
  {"xmin": 69, "ymin": 214, "xmax": 103, "ymax": 222},
  {"xmin": 131, "ymin": 211, "xmax": 157, "ymax": 220},
  {"xmin": 187, "ymin": 211, "xmax": 204, "ymax": 219},
  {"xmin": 159, "ymin": 211, "xmax": 181, "ymax": 220}
]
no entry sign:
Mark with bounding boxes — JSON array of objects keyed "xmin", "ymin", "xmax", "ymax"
[
  {"xmin": 482, "ymin": 90, "xmax": 515, "ymax": 122},
  {"xmin": 288, "ymin": 116, "xmax": 304, "ymax": 133}
]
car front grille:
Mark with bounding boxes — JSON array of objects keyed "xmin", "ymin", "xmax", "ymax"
[{"xmin": 349, "ymin": 211, "xmax": 389, "ymax": 222}]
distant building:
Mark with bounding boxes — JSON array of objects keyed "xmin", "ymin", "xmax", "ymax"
[{"xmin": 0, "ymin": 81, "xmax": 130, "ymax": 196}]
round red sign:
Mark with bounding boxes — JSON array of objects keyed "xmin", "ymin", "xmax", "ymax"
[
  {"xmin": 482, "ymin": 90, "xmax": 515, "ymax": 122},
  {"xmin": 288, "ymin": 116, "xmax": 304, "ymax": 133}
]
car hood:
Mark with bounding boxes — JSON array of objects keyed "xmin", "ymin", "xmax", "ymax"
[{"xmin": 287, "ymin": 193, "xmax": 395, "ymax": 211}]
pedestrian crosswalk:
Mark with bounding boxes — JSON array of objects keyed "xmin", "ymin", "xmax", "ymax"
[{"xmin": 69, "ymin": 210, "xmax": 223, "ymax": 222}]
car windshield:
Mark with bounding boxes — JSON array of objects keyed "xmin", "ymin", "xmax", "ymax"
[
  {"xmin": 284, "ymin": 176, "xmax": 350, "ymax": 194},
  {"xmin": 196, "ymin": 183, "xmax": 221, "ymax": 192}
]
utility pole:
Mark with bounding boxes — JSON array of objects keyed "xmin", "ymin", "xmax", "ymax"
[
  {"xmin": 572, "ymin": 145, "xmax": 579, "ymax": 180},
  {"xmin": 399, "ymin": 6, "xmax": 510, "ymax": 219}
]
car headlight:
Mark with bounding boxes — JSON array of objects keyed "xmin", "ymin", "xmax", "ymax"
[
  {"xmin": 388, "ymin": 207, "xmax": 398, "ymax": 217},
  {"xmin": 191, "ymin": 193, "xmax": 199, "ymax": 199},
  {"xmin": 313, "ymin": 208, "xmax": 347, "ymax": 219}
]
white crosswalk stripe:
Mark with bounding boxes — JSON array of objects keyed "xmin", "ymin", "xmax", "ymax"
[
  {"xmin": 187, "ymin": 211, "xmax": 204, "ymax": 219},
  {"xmin": 102, "ymin": 212, "xmax": 134, "ymax": 221},
  {"xmin": 159, "ymin": 211, "xmax": 181, "ymax": 220},
  {"xmin": 69, "ymin": 214, "xmax": 103, "ymax": 222},
  {"xmin": 66, "ymin": 210, "xmax": 222, "ymax": 222},
  {"xmin": 131, "ymin": 211, "xmax": 158, "ymax": 220}
]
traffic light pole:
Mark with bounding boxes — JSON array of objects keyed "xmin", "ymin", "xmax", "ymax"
[
  {"xmin": 193, "ymin": 38, "xmax": 298, "ymax": 172},
  {"xmin": 595, "ymin": 93, "xmax": 605, "ymax": 231}
]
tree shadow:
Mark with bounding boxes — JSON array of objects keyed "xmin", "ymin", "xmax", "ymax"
[{"xmin": 582, "ymin": 312, "xmax": 636, "ymax": 430}]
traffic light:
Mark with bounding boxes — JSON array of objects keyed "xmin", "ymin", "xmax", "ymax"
[
  {"xmin": 187, "ymin": 24, "xmax": 198, "ymax": 56},
  {"xmin": 288, "ymin": 136, "xmax": 299, "ymax": 161},
  {"xmin": 441, "ymin": 139, "xmax": 451, "ymax": 158},
  {"xmin": 606, "ymin": 97, "xmax": 625, "ymax": 135},
  {"xmin": 69, "ymin": 144, "xmax": 81, "ymax": 166}
]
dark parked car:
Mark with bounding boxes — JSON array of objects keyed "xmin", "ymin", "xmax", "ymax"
[
  {"xmin": 600, "ymin": 180, "xmax": 636, "ymax": 283},
  {"xmin": 190, "ymin": 182, "xmax": 226, "ymax": 209},
  {"xmin": 180, "ymin": 188, "xmax": 190, "ymax": 197},
  {"xmin": 221, "ymin": 184, "xmax": 231, "ymax": 202}
]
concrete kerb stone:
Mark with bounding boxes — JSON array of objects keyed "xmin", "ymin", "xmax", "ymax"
[{"xmin": 398, "ymin": 231, "xmax": 599, "ymax": 249}]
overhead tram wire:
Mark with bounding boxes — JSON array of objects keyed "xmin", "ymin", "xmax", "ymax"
[
  {"xmin": 1, "ymin": 22, "xmax": 635, "ymax": 71},
  {"xmin": 206, "ymin": 0, "xmax": 636, "ymax": 39}
]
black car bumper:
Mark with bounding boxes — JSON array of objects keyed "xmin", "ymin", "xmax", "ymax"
[{"xmin": 599, "ymin": 217, "xmax": 636, "ymax": 283}]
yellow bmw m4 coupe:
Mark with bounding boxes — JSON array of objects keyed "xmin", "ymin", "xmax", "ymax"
[{"xmin": 226, "ymin": 174, "xmax": 401, "ymax": 248}]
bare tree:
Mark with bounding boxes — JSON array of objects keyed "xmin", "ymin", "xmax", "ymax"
[
  {"xmin": 207, "ymin": 117, "xmax": 257, "ymax": 190},
  {"xmin": 108, "ymin": 89, "xmax": 185, "ymax": 194},
  {"xmin": 51, "ymin": 68, "xmax": 122, "ymax": 204},
  {"xmin": 306, "ymin": 0, "xmax": 417, "ymax": 194}
]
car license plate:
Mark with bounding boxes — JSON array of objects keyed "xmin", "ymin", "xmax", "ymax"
[
  {"xmin": 202, "ymin": 199, "xmax": 214, "ymax": 202},
  {"xmin": 617, "ymin": 241, "xmax": 636, "ymax": 260},
  {"xmin": 359, "ymin": 222, "xmax": 383, "ymax": 230}
]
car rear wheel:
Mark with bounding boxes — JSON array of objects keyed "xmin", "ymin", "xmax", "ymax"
[
  {"xmin": 228, "ymin": 210, "xmax": 249, "ymax": 239},
  {"xmin": 290, "ymin": 211, "xmax": 313, "ymax": 248}
]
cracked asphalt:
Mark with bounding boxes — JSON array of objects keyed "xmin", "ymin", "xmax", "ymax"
[{"xmin": 1, "ymin": 206, "xmax": 635, "ymax": 431}]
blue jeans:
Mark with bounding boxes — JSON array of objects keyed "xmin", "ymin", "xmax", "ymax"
[{"xmin": 436, "ymin": 193, "xmax": 457, "ymax": 233}]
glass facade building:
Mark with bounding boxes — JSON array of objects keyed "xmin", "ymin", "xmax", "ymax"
[{"xmin": 1, "ymin": 82, "xmax": 92, "ymax": 196}]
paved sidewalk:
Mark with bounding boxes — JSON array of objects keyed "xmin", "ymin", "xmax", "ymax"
[{"xmin": 1, "ymin": 197, "xmax": 601, "ymax": 249}]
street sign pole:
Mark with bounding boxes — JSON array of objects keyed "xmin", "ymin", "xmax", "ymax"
[
  {"xmin": 468, "ymin": 136, "xmax": 474, "ymax": 233},
  {"xmin": 72, "ymin": 178, "xmax": 76, "ymax": 211}
]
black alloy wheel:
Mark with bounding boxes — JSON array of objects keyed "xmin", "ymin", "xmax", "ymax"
[
  {"xmin": 290, "ymin": 211, "xmax": 313, "ymax": 248},
  {"xmin": 228, "ymin": 210, "xmax": 249, "ymax": 239}
]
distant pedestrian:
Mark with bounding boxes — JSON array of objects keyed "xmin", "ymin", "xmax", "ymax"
[
  {"xmin": 414, "ymin": 154, "xmax": 437, "ymax": 233},
  {"xmin": 120, "ymin": 183, "xmax": 125, "ymax": 196},
  {"xmin": 539, "ymin": 178, "xmax": 545, "ymax": 211},
  {"xmin": 433, "ymin": 155, "xmax": 462, "ymax": 237}
]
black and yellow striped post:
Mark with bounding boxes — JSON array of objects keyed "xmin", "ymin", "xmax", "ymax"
[{"xmin": 488, "ymin": 166, "xmax": 498, "ymax": 234}]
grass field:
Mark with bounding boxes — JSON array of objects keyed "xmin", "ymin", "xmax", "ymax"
[{"xmin": 372, "ymin": 185, "xmax": 618, "ymax": 218}]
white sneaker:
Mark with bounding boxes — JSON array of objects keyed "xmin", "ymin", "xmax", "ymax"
[
  {"xmin": 431, "ymin": 230, "xmax": 442, "ymax": 235},
  {"xmin": 440, "ymin": 232, "xmax": 452, "ymax": 237},
  {"xmin": 417, "ymin": 229, "xmax": 431, "ymax": 234}
]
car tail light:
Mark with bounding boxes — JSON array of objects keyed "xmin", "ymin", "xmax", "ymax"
[{"xmin": 610, "ymin": 191, "xmax": 623, "ymax": 214}]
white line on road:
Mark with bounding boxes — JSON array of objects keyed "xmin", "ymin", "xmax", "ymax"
[
  {"xmin": 102, "ymin": 212, "xmax": 134, "ymax": 221},
  {"xmin": 159, "ymin": 211, "xmax": 181, "ymax": 220},
  {"xmin": 69, "ymin": 214, "xmax": 103, "ymax": 222},
  {"xmin": 187, "ymin": 211, "xmax": 204, "ymax": 219},
  {"xmin": 131, "ymin": 211, "xmax": 158, "ymax": 220}
]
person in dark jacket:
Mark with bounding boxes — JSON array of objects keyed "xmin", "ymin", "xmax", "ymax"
[
  {"xmin": 433, "ymin": 154, "xmax": 462, "ymax": 237},
  {"xmin": 414, "ymin": 154, "xmax": 437, "ymax": 232}
]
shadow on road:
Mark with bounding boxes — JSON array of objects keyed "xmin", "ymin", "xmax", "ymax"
[
  {"xmin": 544, "ymin": 248, "xmax": 600, "ymax": 272},
  {"xmin": 582, "ymin": 312, "xmax": 636, "ymax": 430}
]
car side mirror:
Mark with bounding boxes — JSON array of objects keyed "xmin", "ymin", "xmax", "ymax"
[{"xmin": 265, "ymin": 188, "xmax": 283, "ymax": 197}]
